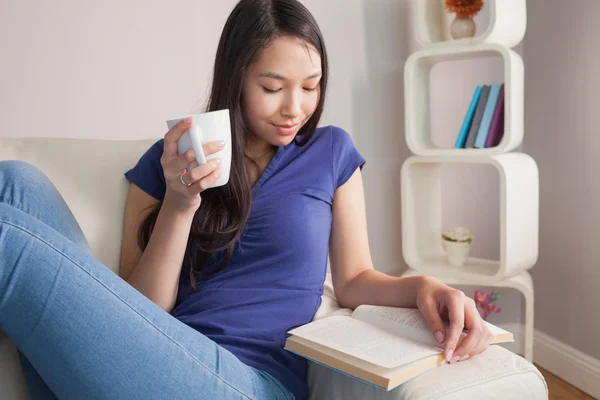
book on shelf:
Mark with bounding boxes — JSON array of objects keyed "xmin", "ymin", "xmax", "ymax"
[
  {"xmin": 464, "ymin": 84, "xmax": 490, "ymax": 148},
  {"xmin": 484, "ymin": 84, "xmax": 505, "ymax": 148},
  {"xmin": 454, "ymin": 85, "xmax": 482, "ymax": 148},
  {"xmin": 454, "ymin": 83, "xmax": 505, "ymax": 149},
  {"xmin": 474, "ymin": 83, "xmax": 502, "ymax": 148},
  {"xmin": 284, "ymin": 304, "xmax": 514, "ymax": 391}
]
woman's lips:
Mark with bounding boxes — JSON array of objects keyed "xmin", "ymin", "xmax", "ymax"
[{"xmin": 273, "ymin": 123, "xmax": 300, "ymax": 136}]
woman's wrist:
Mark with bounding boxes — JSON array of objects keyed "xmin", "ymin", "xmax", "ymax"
[{"xmin": 162, "ymin": 192, "xmax": 200, "ymax": 218}]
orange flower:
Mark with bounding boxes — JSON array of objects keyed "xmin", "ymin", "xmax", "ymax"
[{"xmin": 445, "ymin": 0, "xmax": 484, "ymax": 18}]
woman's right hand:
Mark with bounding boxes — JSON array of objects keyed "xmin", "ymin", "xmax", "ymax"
[{"xmin": 160, "ymin": 117, "xmax": 225, "ymax": 213}]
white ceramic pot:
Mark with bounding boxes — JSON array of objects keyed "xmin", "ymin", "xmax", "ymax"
[
  {"xmin": 450, "ymin": 15, "xmax": 476, "ymax": 39},
  {"xmin": 442, "ymin": 239, "xmax": 471, "ymax": 267}
]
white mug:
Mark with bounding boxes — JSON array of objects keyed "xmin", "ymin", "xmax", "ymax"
[{"xmin": 166, "ymin": 109, "xmax": 232, "ymax": 188}]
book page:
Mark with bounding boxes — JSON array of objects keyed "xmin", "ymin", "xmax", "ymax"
[
  {"xmin": 351, "ymin": 305, "xmax": 442, "ymax": 348},
  {"xmin": 352, "ymin": 305, "xmax": 513, "ymax": 347},
  {"xmin": 287, "ymin": 315, "xmax": 439, "ymax": 369}
]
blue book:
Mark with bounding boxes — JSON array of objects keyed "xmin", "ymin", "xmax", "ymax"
[
  {"xmin": 454, "ymin": 85, "xmax": 483, "ymax": 148},
  {"xmin": 465, "ymin": 85, "xmax": 490, "ymax": 148},
  {"xmin": 474, "ymin": 83, "xmax": 502, "ymax": 148}
]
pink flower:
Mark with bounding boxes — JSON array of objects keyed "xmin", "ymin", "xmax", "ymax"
[
  {"xmin": 484, "ymin": 303, "xmax": 499, "ymax": 313},
  {"xmin": 474, "ymin": 290, "xmax": 489, "ymax": 305},
  {"xmin": 473, "ymin": 289, "xmax": 502, "ymax": 321}
]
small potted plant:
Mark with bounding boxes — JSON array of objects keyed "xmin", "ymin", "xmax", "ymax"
[
  {"xmin": 445, "ymin": 0, "xmax": 484, "ymax": 39},
  {"xmin": 441, "ymin": 226, "xmax": 473, "ymax": 267}
]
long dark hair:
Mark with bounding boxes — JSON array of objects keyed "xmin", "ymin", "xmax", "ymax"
[{"xmin": 138, "ymin": 0, "xmax": 329, "ymax": 292}]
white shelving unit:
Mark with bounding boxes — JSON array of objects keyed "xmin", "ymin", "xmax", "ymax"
[{"xmin": 401, "ymin": 0, "xmax": 537, "ymax": 362}]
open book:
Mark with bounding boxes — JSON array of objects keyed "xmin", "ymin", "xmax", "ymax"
[{"xmin": 284, "ymin": 305, "xmax": 513, "ymax": 391}]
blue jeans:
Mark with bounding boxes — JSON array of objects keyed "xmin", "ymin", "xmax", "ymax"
[{"xmin": 0, "ymin": 160, "xmax": 294, "ymax": 400}]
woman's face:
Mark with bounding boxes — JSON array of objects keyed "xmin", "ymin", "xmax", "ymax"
[{"xmin": 242, "ymin": 35, "xmax": 322, "ymax": 149}]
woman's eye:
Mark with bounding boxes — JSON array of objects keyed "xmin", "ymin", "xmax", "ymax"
[
  {"xmin": 262, "ymin": 87, "xmax": 281, "ymax": 94},
  {"xmin": 304, "ymin": 86, "xmax": 318, "ymax": 92}
]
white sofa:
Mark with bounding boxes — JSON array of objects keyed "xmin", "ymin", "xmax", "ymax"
[{"xmin": 0, "ymin": 137, "xmax": 548, "ymax": 399}]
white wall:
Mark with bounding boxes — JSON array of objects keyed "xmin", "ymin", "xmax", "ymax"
[{"xmin": 523, "ymin": 0, "xmax": 600, "ymax": 360}]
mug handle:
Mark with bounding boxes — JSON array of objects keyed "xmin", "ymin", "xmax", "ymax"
[{"xmin": 189, "ymin": 124, "xmax": 207, "ymax": 164}]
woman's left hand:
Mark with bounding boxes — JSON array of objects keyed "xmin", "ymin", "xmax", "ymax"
[{"xmin": 416, "ymin": 276, "xmax": 494, "ymax": 364}]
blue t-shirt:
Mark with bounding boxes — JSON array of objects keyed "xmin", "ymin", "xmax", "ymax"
[{"xmin": 124, "ymin": 125, "xmax": 365, "ymax": 400}]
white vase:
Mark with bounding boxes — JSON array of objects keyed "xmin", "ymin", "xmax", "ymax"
[
  {"xmin": 442, "ymin": 240, "xmax": 471, "ymax": 267},
  {"xmin": 450, "ymin": 15, "xmax": 476, "ymax": 39}
]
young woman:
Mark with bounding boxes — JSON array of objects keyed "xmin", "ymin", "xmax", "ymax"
[{"xmin": 0, "ymin": 0, "xmax": 493, "ymax": 399}]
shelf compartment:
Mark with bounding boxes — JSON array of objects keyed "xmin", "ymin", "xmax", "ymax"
[
  {"xmin": 404, "ymin": 43, "xmax": 523, "ymax": 156},
  {"xmin": 400, "ymin": 153, "xmax": 538, "ymax": 282},
  {"xmin": 415, "ymin": 0, "xmax": 526, "ymax": 49}
]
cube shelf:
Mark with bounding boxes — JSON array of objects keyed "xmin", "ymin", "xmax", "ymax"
[
  {"xmin": 404, "ymin": 43, "xmax": 523, "ymax": 156},
  {"xmin": 400, "ymin": 153, "xmax": 538, "ymax": 283},
  {"xmin": 415, "ymin": 0, "xmax": 527, "ymax": 49}
]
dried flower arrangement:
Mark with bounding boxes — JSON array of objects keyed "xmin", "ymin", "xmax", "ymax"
[{"xmin": 445, "ymin": 0, "xmax": 484, "ymax": 18}]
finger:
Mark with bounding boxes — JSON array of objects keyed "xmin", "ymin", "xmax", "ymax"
[
  {"xmin": 184, "ymin": 159, "xmax": 222, "ymax": 187},
  {"xmin": 450, "ymin": 311, "xmax": 483, "ymax": 364},
  {"xmin": 418, "ymin": 298, "xmax": 447, "ymax": 346},
  {"xmin": 202, "ymin": 140, "xmax": 226, "ymax": 157},
  {"xmin": 164, "ymin": 117, "xmax": 193, "ymax": 156},
  {"xmin": 469, "ymin": 322, "xmax": 494, "ymax": 358},
  {"xmin": 177, "ymin": 148, "xmax": 197, "ymax": 170},
  {"xmin": 452, "ymin": 301, "xmax": 482, "ymax": 362},
  {"xmin": 188, "ymin": 166, "xmax": 223, "ymax": 193},
  {"xmin": 443, "ymin": 290, "xmax": 466, "ymax": 363}
]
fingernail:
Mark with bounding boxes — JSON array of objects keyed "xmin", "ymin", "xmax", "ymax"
[
  {"xmin": 183, "ymin": 117, "xmax": 193, "ymax": 124},
  {"xmin": 434, "ymin": 331, "xmax": 444, "ymax": 344},
  {"xmin": 450, "ymin": 356, "xmax": 460, "ymax": 365},
  {"xmin": 215, "ymin": 140, "xmax": 225, "ymax": 148},
  {"xmin": 460, "ymin": 355, "xmax": 470, "ymax": 362},
  {"xmin": 445, "ymin": 349, "xmax": 453, "ymax": 362},
  {"xmin": 214, "ymin": 158, "xmax": 222, "ymax": 165}
]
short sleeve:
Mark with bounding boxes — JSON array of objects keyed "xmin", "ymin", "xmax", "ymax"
[
  {"xmin": 124, "ymin": 139, "xmax": 167, "ymax": 200},
  {"xmin": 330, "ymin": 126, "xmax": 366, "ymax": 188}
]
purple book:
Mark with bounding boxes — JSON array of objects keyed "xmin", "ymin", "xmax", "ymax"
[{"xmin": 484, "ymin": 84, "xmax": 505, "ymax": 148}]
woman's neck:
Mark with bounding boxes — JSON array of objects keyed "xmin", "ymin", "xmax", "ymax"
[
  {"xmin": 245, "ymin": 133, "xmax": 277, "ymax": 186},
  {"xmin": 245, "ymin": 133, "xmax": 276, "ymax": 160}
]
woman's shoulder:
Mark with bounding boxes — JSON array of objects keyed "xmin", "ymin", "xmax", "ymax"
[
  {"xmin": 304, "ymin": 125, "xmax": 356, "ymax": 149},
  {"xmin": 312, "ymin": 125, "xmax": 365, "ymax": 188},
  {"xmin": 313, "ymin": 124, "xmax": 352, "ymax": 138},
  {"xmin": 123, "ymin": 138, "xmax": 166, "ymax": 201}
]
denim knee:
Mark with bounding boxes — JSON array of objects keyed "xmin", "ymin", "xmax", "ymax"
[
  {"xmin": 0, "ymin": 160, "xmax": 46, "ymax": 182},
  {"xmin": 0, "ymin": 160, "xmax": 52, "ymax": 203}
]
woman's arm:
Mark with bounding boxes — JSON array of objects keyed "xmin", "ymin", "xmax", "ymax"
[
  {"xmin": 119, "ymin": 184, "xmax": 196, "ymax": 312},
  {"xmin": 119, "ymin": 118, "xmax": 224, "ymax": 312},
  {"xmin": 327, "ymin": 167, "xmax": 423, "ymax": 310},
  {"xmin": 329, "ymin": 168, "xmax": 493, "ymax": 364}
]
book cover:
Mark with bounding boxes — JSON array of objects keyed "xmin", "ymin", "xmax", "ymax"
[
  {"xmin": 454, "ymin": 85, "xmax": 483, "ymax": 148},
  {"xmin": 484, "ymin": 83, "xmax": 505, "ymax": 148},
  {"xmin": 465, "ymin": 85, "xmax": 490, "ymax": 148},
  {"xmin": 474, "ymin": 83, "xmax": 502, "ymax": 148}
]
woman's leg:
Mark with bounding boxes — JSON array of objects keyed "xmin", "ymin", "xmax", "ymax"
[
  {"xmin": 1, "ymin": 160, "xmax": 87, "ymax": 399},
  {"xmin": 0, "ymin": 161, "xmax": 293, "ymax": 400}
]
